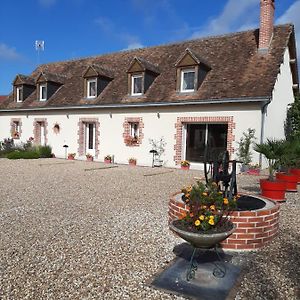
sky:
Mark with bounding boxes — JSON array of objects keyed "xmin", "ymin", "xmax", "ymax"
[{"xmin": 0, "ymin": 0, "xmax": 299, "ymax": 95}]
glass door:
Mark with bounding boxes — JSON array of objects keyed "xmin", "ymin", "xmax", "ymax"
[
  {"xmin": 185, "ymin": 123, "xmax": 228, "ymax": 163},
  {"xmin": 85, "ymin": 123, "xmax": 96, "ymax": 156}
]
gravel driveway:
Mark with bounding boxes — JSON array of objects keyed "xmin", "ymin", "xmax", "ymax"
[{"xmin": 0, "ymin": 159, "xmax": 299, "ymax": 299}]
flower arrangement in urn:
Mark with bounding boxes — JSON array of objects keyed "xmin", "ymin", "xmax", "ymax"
[
  {"xmin": 180, "ymin": 160, "xmax": 190, "ymax": 170},
  {"xmin": 177, "ymin": 181, "xmax": 237, "ymax": 233}
]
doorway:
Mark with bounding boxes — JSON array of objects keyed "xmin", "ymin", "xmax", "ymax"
[{"xmin": 85, "ymin": 123, "xmax": 96, "ymax": 156}]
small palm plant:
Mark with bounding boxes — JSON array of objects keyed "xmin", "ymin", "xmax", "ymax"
[{"xmin": 254, "ymin": 139, "xmax": 287, "ymax": 181}]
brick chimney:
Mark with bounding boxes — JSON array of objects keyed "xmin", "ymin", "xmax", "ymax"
[{"xmin": 259, "ymin": 0, "xmax": 275, "ymax": 51}]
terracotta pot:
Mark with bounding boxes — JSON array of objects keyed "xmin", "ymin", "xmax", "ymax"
[
  {"xmin": 181, "ymin": 165, "xmax": 190, "ymax": 170},
  {"xmin": 260, "ymin": 179, "xmax": 286, "ymax": 201},
  {"xmin": 104, "ymin": 159, "xmax": 111, "ymax": 164},
  {"xmin": 276, "ymin": 172, "xmax": 298, "ymax": 192},
  {"xmin": 86, "ymin": 156, "xmax": 94, "ymax": 162},
  {"xmin": 129, "ymin": 161, "xmax": 136, "ymax": 166},
  {"xmin": 68, "ymin": 156, "xmax": 75, "ymax": 160},
  {"xmin": 169, "ymin": 221, "xmax": 236, "ymax": 249},
  {"xmin": 290, "ymin": 168, "xmax": 300, "ymax": 183}
]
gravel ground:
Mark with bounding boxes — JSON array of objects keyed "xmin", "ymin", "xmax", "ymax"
[{"xmin": 0, "ymin": 158, "xmax": 299, "ymax": 300}]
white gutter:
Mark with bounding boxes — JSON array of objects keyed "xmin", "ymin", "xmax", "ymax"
[{"xmin": 0, "ymin": 97, "xmax": 268, "ymax": 113}]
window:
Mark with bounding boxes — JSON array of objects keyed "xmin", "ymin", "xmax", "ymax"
[
  {"xmin": 87, "ymin": 78, "xmax": 97, "ymax": 98},
  {"xmin": 131, "ymin": 74, "xmax": 143, "ymax": 95},
  {"xmin": 12, "ymin": 121, "xmax": 20, "ymax": 139},
  {"xmin": 16, "ymin": 86, "xmax": 23, "ymax": 102},
  {"xmin": 180, "ymin": 68, "xmax": 195, "ymax": 92},
  {"xmin": 130, "ymin": 122, "xmax": 139, "ymax": 139},
  {"xmin": 39, "ymin": 84, "xmax": 47, "ymax": 101}
]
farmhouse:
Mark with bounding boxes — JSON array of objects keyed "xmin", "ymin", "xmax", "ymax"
[{"xmin": 0, "ymin": 0, "xmax": 298, "ymax": 168}]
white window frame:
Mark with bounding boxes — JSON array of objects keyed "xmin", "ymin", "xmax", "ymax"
[
  {"xmin": 39, "ymin": 84, "xmax": 47, "ymax": 101},
  {"xmin": 180, "ymin": 68, "xmax": 196, "ymax": 93},
  {"xmin": 131, "ymin": 74, "xmax": 143, "ymax": 96},
  {"xmin": 16, "ymin": 86, "xmax": 22, "ymax": 102},
  {"xmin": 87, "ymin": 78, "xmax": 97, "ymax": 99},
  {"xmin": 130, "ymin": 122, "xmax": 139, "ymax": 139}
]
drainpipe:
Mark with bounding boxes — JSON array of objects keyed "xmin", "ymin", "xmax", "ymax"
[{"xmin": 259, "ymin": 99, "xmax": 271, "ymax": 166}]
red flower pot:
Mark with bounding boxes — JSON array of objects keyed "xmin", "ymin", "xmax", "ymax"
[
  {"xmin": 129, "ymin": 161, "xmax": 137, "ymax": 166},
  {"xmin": 260, "ymin": 179, "xmax": 286, "ymax": 201},
  {"xmin": 86, "ymin": 156, "xmax": 94, "ymax": 162},
  {"xmin": 290, "ymin": 168, "xmax": 300, "ymax": 183},
  {"xmin": 181, "ymin": 165, "xmax": 190, "ymax": 170},
  {"xmin": 104, "ymin": 159, "xmax": 111, "ymax": 164},
  {"xmin": 276, "ymin": 172, "xmax": 298, "ymax": 192},
  {"xmin": 247, "ymin": 169, "xmax": 260, "ymax": 175},
  {"xmin": 68, "ymin": 156, "xmax": 75, "ymax": 160}
]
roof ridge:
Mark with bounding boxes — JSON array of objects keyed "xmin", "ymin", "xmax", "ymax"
[{"xmin": 32, "ymin": 24, "xmax": 293, "ymax": 70}]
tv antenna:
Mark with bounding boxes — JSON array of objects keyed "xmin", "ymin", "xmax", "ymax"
[{"xmin": 35, "ymin": 40, "xmax": 45, "ymax": 65}]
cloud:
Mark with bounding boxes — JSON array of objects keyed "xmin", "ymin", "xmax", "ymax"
[
  {"xmin": 0, "ymin": 43, "xmax": 22, "ymax": 61},
  {"xmin": 191, "ymin": 0, "xmax": 258, "ymax": 39},
  {"xmin": 94, "ymin": 16, "xmax": 144, "ymax": 50},
  {"xmin": 38, "ymin": 0, "xmax": 57, "ymax": 8}
]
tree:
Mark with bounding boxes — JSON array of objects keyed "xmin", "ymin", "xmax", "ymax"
[
  {"xmin": 285, "ymin": 94, "xmax": 300, "ymax": 140},
  {"xmin": 236, "ymin": 128, "xmax": 256, "ymax": 165}
]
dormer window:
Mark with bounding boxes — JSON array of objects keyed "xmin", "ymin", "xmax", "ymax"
[
  {"xmin": 175, "ymin": 48, "xmax": 211, "ymax": 94},
  {"xmin": 131, "ymin": 74, "xmax": 143, "ymax": 96},
  {"xmin": 39, "ymin": 84, "xmax": 47, "ymax": 101},
  {"xmin": 180, "ymin": 68, "xmax": 196, "ymax": 92},
  {"xmin": 127, "ymin": 57, "xmax": 160, "ymax": 97},
  {"xmin": 87, "ymin": 78, "xmax": 97, "ymax": 98},
  {"xmin": 16, "ymin": 86, "xmax": 23, "ymax": 102}
]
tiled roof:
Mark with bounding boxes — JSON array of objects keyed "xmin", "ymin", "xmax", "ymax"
[
  {"xmin": 0, "ymin": 96, "xmax": 7, "ymax": 103},
  {"xmin": 1, "ymin": 24, "xmax": 297, "ymax": 110}
]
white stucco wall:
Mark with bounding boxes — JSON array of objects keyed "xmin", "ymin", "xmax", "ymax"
[
  {"xmin": 264, "ymin": 47, "xmax": 295, "ymax": 140},
  {"xmin": 0, "ymin": 103, "xmax": 263, "ymax": 169}
]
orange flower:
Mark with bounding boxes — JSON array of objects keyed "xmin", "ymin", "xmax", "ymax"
[
  {"xmin": 223, "ymin": 198, "xmax": 229, "ymax": 205},
  {"xmin": 210, "ymin": 205, "xmax": 215, "ymax": 210}
]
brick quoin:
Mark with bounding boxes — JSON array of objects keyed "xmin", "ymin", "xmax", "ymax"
[
  {"xmin": 168, "ymin": 192, "xmax": 280, "ymax": 251},
  {"xmin": 173, "ymin": 116, "xmax": 235, "ymax": 165}
]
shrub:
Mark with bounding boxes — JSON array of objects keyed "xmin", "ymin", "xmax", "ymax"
[
  {"xmin": 285, "ymin": 94, "xmax": 300, "ymax": 140},
  {"xmin": 37, "ymin": 145, "xmax": 52, "ymax": 158},
  {"xmin": 6, "ymin": 150, "xmax": 40, "ymax": 160},
  {"xmin": 237, "ymin": 128, "xmax": 256, "ymax": 165}
]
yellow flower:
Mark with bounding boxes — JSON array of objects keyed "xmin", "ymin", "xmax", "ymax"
[
  {"xmin": 199, "ymin": 215, "xmax": 205, "ymax": 221},
  {"xmin": 210, "ymin": 205, "xmax": 215, "ymax": 210},
  {"xmin": 209, "ymin": 215, "xmax": 214, "ymax": 220},
  {"xmin": 218, "ymin": 191, "xmax": 223, "ymax": 195},
  {"xmin": 223, "ymin": 198, "xmax": 229, "ymax": 205},
  {"xmin": 202, "ymin": 192, "xmax": 208, "ymax": 196},
  {"xmin": 208, "ymin": 219, "xmax": 215, "ymax": 225},
  {"xmin": 195, "ymin": 220, "xmax": 201, "ymax": 226}
]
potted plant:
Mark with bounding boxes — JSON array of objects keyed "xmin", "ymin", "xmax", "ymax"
[
  {"xmin": 170, "ymin": 180, "xmax": 236, "ymax": 249},
  {"xmin": 247, "ymin": 163, "xmax": 260, "ymax": 175},
  {"xmin": 128, "ymin": 157, "xmax": 137, "ymax": 166},
  {"xmin": 86, "ymin": 153, "xmax": 94, "ymax": 162},
  {"xmin": 149, "ymin": 137, "xmax": 166, "ymax": 167},
  {"xmin": 104, "ymin": 154, "xmax": 112, "ymax": 164},
  {"xmin": 254, "ymin": 139, "xmax": 286, "ymax": 201},
  {"xmin": 180, "ymin": 160, "xmax": 190, "ymax": 170},
  {"xmin": 237, "ymin": 128, "xmax": 256, "ymax": 172},
  {"xmin": 67, "ymin": 153, "xmax": 76, "ymax": 160}
]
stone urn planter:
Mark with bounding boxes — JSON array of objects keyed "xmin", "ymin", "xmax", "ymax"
[
  {"xmin": 276, "ymin": 172, "xmax": 298, "ymax": 192},
  {"xmin": 170, "ymin": 220, "xmax": 236, "ymax": 249}
]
